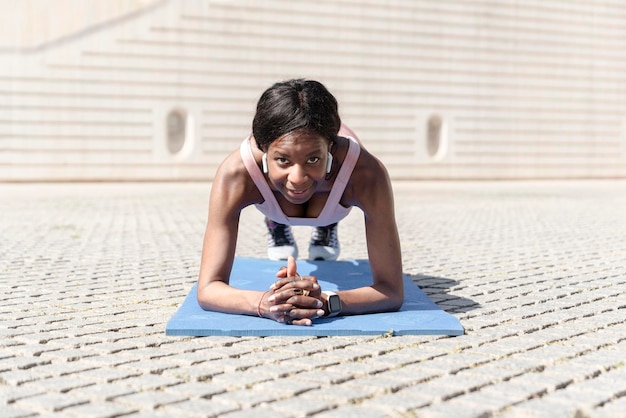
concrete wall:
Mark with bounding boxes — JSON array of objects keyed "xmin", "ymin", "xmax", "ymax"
[{"xmin": 1, "ymin": 0, "xmax": 626, "ymax": 181}]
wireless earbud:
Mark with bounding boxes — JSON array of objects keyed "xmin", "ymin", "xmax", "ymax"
[{"xmin": 262, "ymin": 153, "xmax": 268, "ymax": 174}]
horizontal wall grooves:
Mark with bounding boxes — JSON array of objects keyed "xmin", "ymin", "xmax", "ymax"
[{"xmin": 1, "ymin": 0, "xmax": 625, "ymax": 180}]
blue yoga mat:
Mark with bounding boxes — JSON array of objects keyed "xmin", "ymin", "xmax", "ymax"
[{"xmin": 166, "ymin": 257, "xmax": 464, "ymax": 337}]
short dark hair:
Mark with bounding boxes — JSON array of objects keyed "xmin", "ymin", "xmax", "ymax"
[{"xmin": 252, "ymin": 79, "xmax": 341, "ymax": 151}]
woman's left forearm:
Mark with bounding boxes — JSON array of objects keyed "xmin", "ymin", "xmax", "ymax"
[{"xmin": 330, "ymin": 283, "xmax": 403, "ymax": 316}]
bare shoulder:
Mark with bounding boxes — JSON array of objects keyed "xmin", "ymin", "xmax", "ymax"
[
  {"xmin": 344, "ymin": 146, "xmax": 394, "ymax": 211},
  {"xmin": 211, "ymin": 148, "xmax": 263, "ymax": 212}
]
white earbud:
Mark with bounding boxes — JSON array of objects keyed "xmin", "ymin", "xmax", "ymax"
[{"xmin": 262, "ymin": 153, "xmax": 268, "ymax": 174}]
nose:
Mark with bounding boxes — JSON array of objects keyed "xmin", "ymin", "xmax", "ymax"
[{"xmin": 287, "ymin": 164, "xmax": 307, "ymax": 185}]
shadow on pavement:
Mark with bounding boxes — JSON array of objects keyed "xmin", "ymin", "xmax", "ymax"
[{"xmin": 408, "ymin": 273, "xmax": 481, "ymax": 314}]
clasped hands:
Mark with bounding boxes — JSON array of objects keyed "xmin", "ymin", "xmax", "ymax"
[{"xmin": 260, "ymin": 256, "xmax": 325, "ymax": 326}]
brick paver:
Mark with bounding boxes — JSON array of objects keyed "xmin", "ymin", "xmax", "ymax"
[{"xmin": 1, "ymin": 180, "xmax": 625, "ymax": 417}]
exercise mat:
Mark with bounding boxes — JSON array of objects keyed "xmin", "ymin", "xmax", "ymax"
[{"xmin": 166, "ymin": 257, "xmax": 464, "ymax": 337}]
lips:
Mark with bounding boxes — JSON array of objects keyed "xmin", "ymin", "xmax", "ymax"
[{"xmin": 286, "ymin": 186, "xmax": 311, "ymax": 200}]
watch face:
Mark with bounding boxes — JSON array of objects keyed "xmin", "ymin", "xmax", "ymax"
[{"xmin": 328, "ymin": 294, "xmax": 341, "ymax": 312}]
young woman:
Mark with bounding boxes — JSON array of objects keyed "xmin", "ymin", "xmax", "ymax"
[{"xmin": 197, "ymin": 79, "xmax": 403, "ymax": 326}]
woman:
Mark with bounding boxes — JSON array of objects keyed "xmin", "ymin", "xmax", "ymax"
[{"xmin": 197, "ymin": 79, "xmax": 403, "ymax": 326}]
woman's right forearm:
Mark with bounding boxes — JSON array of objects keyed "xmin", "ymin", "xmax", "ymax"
[{"xmin": 197, "ymin": 280, "xmax": 262, "ymax": 316}]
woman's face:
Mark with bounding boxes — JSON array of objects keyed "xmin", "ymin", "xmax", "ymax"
[{"xmin": 265, "ymin": 130, "xmax": 331, "ymax": 204}]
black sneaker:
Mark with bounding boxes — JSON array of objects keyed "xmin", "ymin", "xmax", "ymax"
[
  {"xmin": 265, "ymin": 218, "xmax": 298, "ymax": 260},
  {"xmin": 309, "ymin": 223, "xmax": 340, "ymax": 261}
]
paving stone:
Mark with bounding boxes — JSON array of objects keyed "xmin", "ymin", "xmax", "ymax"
[
  {"xmin": 372, "ymin": 364, "xmax": 444, "ymax": 385},
  {"xmin": 0, "ymin": 386, "xmax": 46, "ymax": 404},
  {"xmin": 29, "ymin": 375, "xmax": 96, "ymax": 393},
  {"xmin": 287, "ymin": 368, "xmax": 351, "ymax": 386},
  {"xmin": 0, "ymin": 368, "xmax": 50, "ymax": 386},
  {"xmin": 326, "ymin": 360, "xmax": 390, "ymax": 378},
  {"xmin": 299, "ymin": 384, "xmax": 380, "ymax": 404},
  {"xmin": 115, "ymin": 358, "xmax": 180, "ymax": 375},
  {"xmin": 0, "ymin": 356, "xmax": 52, "ymax": 371},
  {"xmin": 114, "ymin": 391, "xmax": 188, "ymax": 409},
  {"xmin": 63, "ymin": 401, "xmax": 139, "ymax": 418},
  {"xmin": 318, "ymin": 404, "xmax": 406, "ymax": 418},
  {"xmin": 500, "ymin": 399, "xmax": 589, "ymax": 418},
  {"xmin": 118, "ymin": 374, "xmax": 183, "ymax": 391},
  {"xmin": 68, "ymin": 383, "xmax": 137, "ymax": 401},
  {"xmin": 0, "ymin": 405, "xmax": 39, "ymax": 418},
  {"xmin": 12, "ymin": 392, "xmax": 90, "ymax": 413},
  {"xmin": 1, "ymin": 181, "xmax": 625, "ymax": 417},
  {"xmin": 210, "ymin": 387, "xmax": 281, "ymax": 408},
  {"xmin": 212, "ymin": 369, "xmax": 279, "ymax": 390},
  {"xmin": 70, "ymin": 367, "xmax": 141, "ymax": 384},
  {"xmin": 262, "ymin": 396, "xmax": 338, "ymax": 416},
  {"xmin": 159, "ymin": 398, "xmax": 240, "ymax": 417},
  {"xmin": 445, "ymin": 389, "xmax": 517, "ymax": 413},
  {"xmin": 222, "ymin": 405, "xmax": 294, "ymax": 418},
  {"xmin": 162, "ymin": 381, "xmax": 227, "ymax": 399},
  {"xmin": 593, "ymin": 395, "xmax": 626, "ymax": 418},
  {"xmin": 404, "ymin": 402, "xmax": 468, "ymax": 418},
  {"xmin": 358, "ymin": 389, "xmax": 433, "ymax": 413},
  {"xmin": 160, "ymin": 363, "xmax": 224, "ymax": 382}
]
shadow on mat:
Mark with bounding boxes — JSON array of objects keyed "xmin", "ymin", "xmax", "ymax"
[
  {"xmin": 302, "ymin": 260, "xmax": 480, "ymax": 314},
  {"xmin": 407, "ymin": 273, "xmax": 480, "ymax": 314}
]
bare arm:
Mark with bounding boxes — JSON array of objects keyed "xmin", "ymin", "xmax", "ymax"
[
  {"xmin": 196, "ymin": 151, "xmax": 264, "ymax": 315},
  {"xmin": 196, "ymin": 150, "xmax": 326, "ymax": 324},
  {"xmin": 332, "ymin": 152, "xmax": 404, "ymax": 315}
]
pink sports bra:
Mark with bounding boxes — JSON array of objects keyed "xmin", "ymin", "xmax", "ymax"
[{"xmin": 239, "ymin": 129, "xmax": 361, "ymax": 227}]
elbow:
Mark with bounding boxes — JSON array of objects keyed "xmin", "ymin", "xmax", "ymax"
[
  {"xmin": 388, "ymin": 294, "xmax": 404, "ymax": 312},
  {"xmin": 382, "ymin": 286, "xmax": 404, "ymax": 313},
  {"xmin": 196, "ymin": 285, "xmax": 215, "ymax": 311}
]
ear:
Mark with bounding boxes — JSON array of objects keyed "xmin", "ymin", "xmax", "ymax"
[
  {"xmin": 262, "ymin": 153, "xmax": 268, "ymax": 174},
  {"xmin": 326, "ymin": 152, "xmax": 333, "ymax": 174}
]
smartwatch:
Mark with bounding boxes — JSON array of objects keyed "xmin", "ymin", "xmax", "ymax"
[{"xmin": 322, "ymin": 291, "xmax": 342, "ymax": 317}]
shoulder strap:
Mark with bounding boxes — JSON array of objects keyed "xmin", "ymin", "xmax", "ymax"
[
  {"xmin": 239, "ymin": 137, "xmax": 279, "ymax": 207},
  {"xmin": 318, "ymin": 137, "xmax": 361, "ymax": 219}
]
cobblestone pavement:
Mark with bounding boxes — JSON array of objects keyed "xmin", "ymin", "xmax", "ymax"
[{"xmin": 1, "ymin": 180, "xmax": 625, "ymax": 418}]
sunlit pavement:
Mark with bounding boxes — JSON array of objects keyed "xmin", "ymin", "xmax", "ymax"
[{"xmin": 1, "ymin": 180, "xmax": 625, "ymax": 418}]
